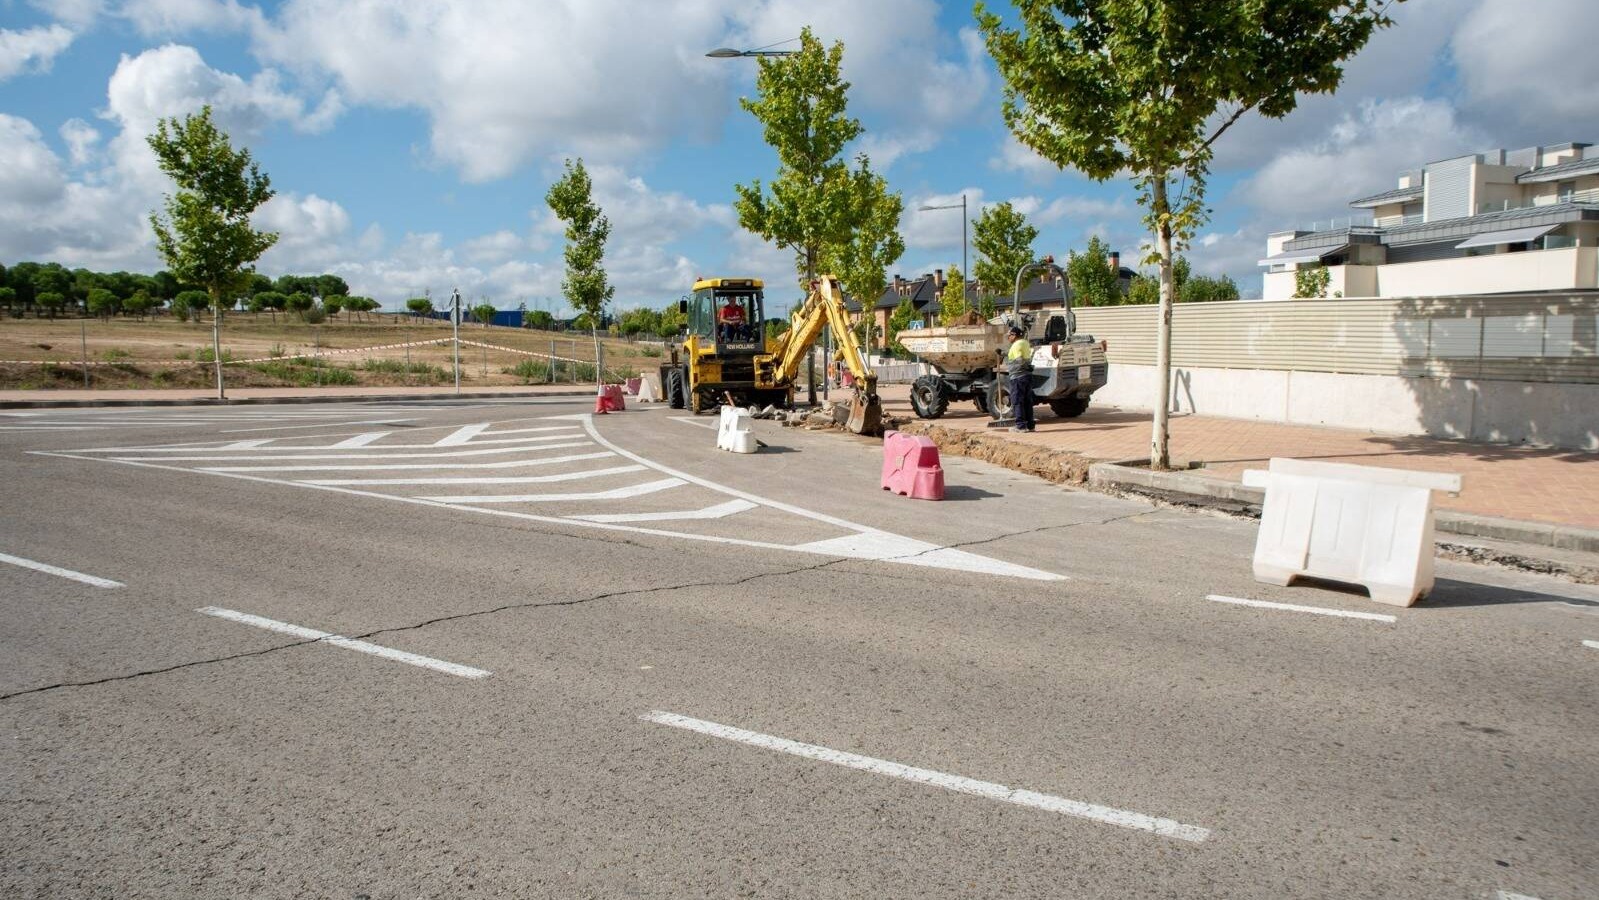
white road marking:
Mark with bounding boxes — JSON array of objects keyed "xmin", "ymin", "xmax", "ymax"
[
  {"xmin": 217, "ymin": 418, "xmax": 420, "ymax": 433},
  {"xmin": 1497, "ymin": 892, "xmax": 1545, "ymax": 900},
  {"xmin": 300, "ymin": 464, "xmax": 646, "ymax": 486},
  {"xmin": 670, "ymin": 416, "xmax": 718, "ymax": 430},
  {"xmin": 219, "ymin": 439, "xmax": 277, "ymax": 450},
  {"xmin": 329, "ymin": 432, "xmax": 391, "ymax": 448},
  {"xmin": 422, "ymin": 477, "xmax": 685, "ymax": 504},
  {"xmin": 114, "ymin": 436, "xmax": 582, "ymax": 462},
  {"xmin": 0, "ymin": 552, "xmax": 123, "ymax": 589},
  {"xmin": 482, "ymin": 424, "xmax": 585, "ymax": 436},
  {"xmin": 1205, "ymin": 594, "xmax": 1398, "ymax": 623},
  {"xmin": 435, "ymin": 423, "xmax": 491, "ymax": 445},
  {"xmin": 206, "ymin": 445, "xmax": 603, "ymax": 473},
  {"xmin": 572, "ymin": 499, "xmax": 758, "ymax": 523},
  {"xmin": 197, "ymin": 607, "xmax": 489, "ymax": 679},
  {"xmin": 642, "ymin": 711, "xmax": 1209, "ymax": 842},
  {"xmin": 1582, "ymin": 639, "xmax": 1599, "ymax": 651}
]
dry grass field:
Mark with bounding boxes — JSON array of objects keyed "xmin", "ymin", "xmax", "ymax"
[{"xmin": 0, "ymin": 314, "xmax": 665, "ymax": 389}]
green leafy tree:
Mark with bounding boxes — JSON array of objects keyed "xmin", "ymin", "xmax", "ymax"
[
  {"xmin": 1182, "ymin": 273, "xmax": 1240, "ymax": 303},
  {"xmin": 122, "ymin": 291, "xmax": 155, "ymax": 320},
  {"xmin": 545, "ymin": 158, "xmax": 613, "ymax": 380},
  {"xmin": 0, "ymin": 286, "xmax": 16, "ymax": 318},
  {"xmin": 1067, "ymin": 236, "xmax": 1123, "ymax": 307},
  {"xmin": 405, "ymin": 297, "xmax": 434, "ymax": 320},
  {"xmin": 979, "ymin": 0, "xmax": 1394, "ymax": 468},
  {"xmin": 821, "ymin": 155, "xmax": 904, "ymax": 354},
  {"xmin": 253, "ymin": 290, "xmax": 286, "ymax": 322},
  {"xmin": 36, "ymin": 291, "xmax": 66, "ymax": 319},
  {"xmin": 734, "ymin": 27, "xmax": 873, "ymax": 287},
  {"xmin": 937, "ymin": 264, "xmax": 970, "ymax": 325},
  {"xmin": 32, "ymin": 263, "xmax": 73, "ymax": 303},
  {"xmin": 322, "ymin": 295, "xmax": 345, "ymax": 320},
  {"xmin": 285, "ymin": 292, "xmax": 314, "ymax": 320},
  {"xmin": 147, "ymin": 105, "xmax": 278, "ymax": 398},
  {"xmin": 150, "ymin": 271, "xmax": 180, "ymax": 300},
  {"xmin": 1293, "ymin": 264, "xmax": 1331, "ymax": 299},
  {"xmin": 315, "ymin": 274, "xmax": 349, "ymax": 299},
  {"xmin": 87, "ymin": 288, "xmax": 119, "ymax": 319},
  {"xmin": 1128, "ymin": 256, "xmax": 1191, "ymax": 305},
  {"xmin": 173, "ymin": 289, "xmax": 210, "ymax": 323},
  {"xmin": 654, "ymin": 302, "xmax": 685, "ymax": 339},
  {"xmin": 886, "ymin": 296, "xmax": 918, "ymax": 358},
  {"xmin": 472, "ymin": 302, "xmax": 497, "ymax": 327},
  {"xmin": 525, "ymin": 309, "xmax": 556, "ymax": 331},
  {"xmin": 971, "ymin": 200, "xmax": 1038, "ymax": 310}
]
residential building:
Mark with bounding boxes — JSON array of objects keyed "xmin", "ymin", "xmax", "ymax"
[{"xmin": 1259, "ymin": 141, "xmax": 1599, "ymax": 300}]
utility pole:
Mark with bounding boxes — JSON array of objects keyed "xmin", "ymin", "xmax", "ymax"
[{"xmin": 450, "ymin": 288, "xmax": 462, "ymax": 395}]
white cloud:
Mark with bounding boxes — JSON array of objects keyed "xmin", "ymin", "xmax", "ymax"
[
  {"xmin": 105, "ymin": 44, "xmax": 340, "ymax": 140},
  {"xmin": 29, "ymin": 0, "xmax": 103, "ymax": 27},
  {"xmin": 255, "ymin": 192, "xmax": 352, "ymax": 270},
  {"xmin": 461, "ymin": 230, "xmax": 528, "ymax": 266},
  {"xmin": 59, "ymin": 118, "xmax": 101, "ymax": 167},
  {"xmin": 121, "ymin": 0, "xmax": 264, "ymax": 36},
  {"xmin": 990, "ymin": 134, "xmax": 1061, "ymax": 179},
  {"xmin": 0, "ymin": 24, "xmax": 75, "ymax": 82},
  {"xmin": 0, "ymin": 115, "xmax": 68, "ymax": 211},
  {"xmin": 1451, "ymin": 0, "xmax": 1599, "ymax": 137},
  {"xmin": 1236, "ymin": 97, "xmax": 1484, "ymax": 224}
]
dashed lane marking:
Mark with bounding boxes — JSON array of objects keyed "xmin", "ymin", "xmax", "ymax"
[
  {"xmin": 642, "ymin": 710, "xmax": 1209, "ymax": 842},
  {"xmin": 0, "ymin": 552, "xmax": 123, "ymax": 589},
  {"xmin": 1583, "ymin": 639, "xmax": 1598, "ymax": 651},
  {"xmin": 198, "ymin": 607, "xmax": 490, "ymax": 679},
  {"xmin": 1205, "ymin": 594, "xmax": 1398, "ymax": 624}
]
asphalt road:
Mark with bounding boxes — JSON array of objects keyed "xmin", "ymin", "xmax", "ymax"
[{"xmin": 1, "ymin": 399, "xmax": 1595, "ymax": 899}]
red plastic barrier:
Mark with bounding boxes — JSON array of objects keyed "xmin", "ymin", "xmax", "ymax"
[
  {"xmin": 594, "ymin": 384, "xmax": 626, "ymax": 414},
  {"xmin": 880, "ymin": 430, "xmax": 944, "ymax": 500}
]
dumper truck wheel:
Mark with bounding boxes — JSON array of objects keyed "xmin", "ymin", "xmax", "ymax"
[
  {"xmin": 972, "ymin": 391, "xmax": 988, "ymax": 414},
  {"xmin": 1049, "ymin": 396, "xmax": 1090, "ymax": 418},
  {"xmin": 909, "ymin": 375, "xmax": 948, "ymax": 419},
  {"xmin": 666, "ymin": 369, "xmax": 686, "ymax": 409},
  {"xmin": 986, "ymin": 378, "xmax": 1013, "ymax": 421}
]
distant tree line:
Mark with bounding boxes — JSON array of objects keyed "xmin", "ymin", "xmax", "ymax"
[{"xmin": 0, "ymin": 260, "xmax": 379, "ymax": 322}]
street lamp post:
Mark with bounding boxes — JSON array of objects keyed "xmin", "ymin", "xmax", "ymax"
[
  {"xmin": 918, "ymin": 193, "xmax": 968, "ymax": 284},
  {"xmin": 705, "ymin": 39, "xmax": 800, "ymax": 59}
]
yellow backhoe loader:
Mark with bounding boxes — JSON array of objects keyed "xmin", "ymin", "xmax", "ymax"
[{"xmin": 659, "ymin": 275, "xmax": 882, "ymax": 435}]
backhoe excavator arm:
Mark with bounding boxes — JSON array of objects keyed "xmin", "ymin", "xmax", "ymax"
[{"xmin": 760, "ymin": 276, "xmax": 882, "ymax": 435}]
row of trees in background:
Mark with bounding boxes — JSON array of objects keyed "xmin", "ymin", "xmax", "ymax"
[{"xmin": 0, "ymin": 259, "xmax": 377, "ymax": 323}]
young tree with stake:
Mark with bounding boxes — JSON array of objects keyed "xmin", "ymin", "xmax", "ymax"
[
  {"xmin": 546, "ymin": 158, "xmax": 613, "ymax": 384},
  {"xmin": 978, "ymin": 0, "xmax": 1395, "ymax": 468},
  {"xmin": 147, "ymin": 106, "xmax": 278, "ymax": 399},
  {"xmin": 972, "ymin": 200, "xmax": 1038, "ymax": 316}
]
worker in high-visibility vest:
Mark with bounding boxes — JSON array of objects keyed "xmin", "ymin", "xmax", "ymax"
[{"xmin": 1004, "ymin": 324, "xmax": 1035, "ymax": 432}]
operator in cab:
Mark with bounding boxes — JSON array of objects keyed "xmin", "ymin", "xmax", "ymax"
[
  {"xmin": 1004, "ymin": 324, "xmax": 1035, "ymax": 433},
  {"xmin": 718, "ymin": 295, "xmax": 747, "ymax": 341}
]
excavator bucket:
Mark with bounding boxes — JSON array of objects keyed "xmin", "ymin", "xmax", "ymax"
[{"xmin": 846, "ymin": 389, "xmax": 883, "ymax": 436}]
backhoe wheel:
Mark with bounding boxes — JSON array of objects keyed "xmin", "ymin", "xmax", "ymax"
[
  {"xmin": 986, "ymin": 378, "xmax": 1014, "ymax": 422},
  {"xmin": 909, "ymin": 375, "xmax": 948, "ymax": 419},
  {"xmin": 665, "ymin": 369, "xmax": 686, "ymax": 409},
  {"xmin": 1049, "ymin": 396, "xmax": 1090, "ymax": 418}
]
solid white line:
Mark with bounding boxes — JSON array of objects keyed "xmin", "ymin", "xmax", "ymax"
[
  {"xmin": 217, "ymin": 418, "xmax": 420, "ymax": 433},
  {"xmin": 0, "ymin": 552, "xmax": 123, "ymax": 588},
  {"xmin": 206, "ymin": 444, "xmax": 602, "ymax": 472},
  {"xmin": 115, "ymin": 436, "xmax": 582, "ymax": 462},
  {"xmin": 197, "ymin": 607, "xmax": 489, "ymax": 678},
  {"xmin": 435, "ymin": 423, "xmax": 490, "ymax": 446},
  {"xmin": 422, "ymin": 476, "xmax": 685, "ymax": 504},
  {"xmin": 669, "ymin": 416, "xmax": 718, "ymax": 431},
  {"xmin": 329, "ymin": 432, "xmax": 391, "ymax": 448},
  {"xmin": 642, "ymin": 711, "xmax": 1209, "ymax": 842},
  {"xmin": 301, "ymin": 464, "xmax": 646, "ymax": 486},
  {"xmin": 219, "ymin": 439, "xmax": 277, "ymax": 450},
  {"xmin": 572, "ymin": 498, "xmax": 758, "ymax": 523},
  {"xmin": 1205, "ymin": 594, "xmax": 1398, "ymax": 623},
  {"xmin": 1583, "ymin": 640, "xmax": 1599, "ymax": 651}
]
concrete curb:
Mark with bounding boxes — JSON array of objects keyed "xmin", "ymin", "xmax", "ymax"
[
  {"xmin": 1087, "ymin": 461, "xmax": 1599, "ymax": 554},
  {"xmin": 0, "ymin": 390, "xmax": 598, "ymax": 410}
]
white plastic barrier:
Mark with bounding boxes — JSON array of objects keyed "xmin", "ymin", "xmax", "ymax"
[
  {"xmin": 635, "ymin": 372, "xmax": 660, "ymax": 403},
  {"xmin": 716, "ymin": 406, "xmax": 757, "ymax": 454},
  {"xmin": 1243, "ymin": 458, "xmax": 1462, "ymax": 607}
]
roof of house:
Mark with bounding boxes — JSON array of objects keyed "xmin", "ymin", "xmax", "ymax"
[
  {"xmin": 1517, "ymin": 155, "xmax": 1599, "ymax": 184},
  {"xmin": 1348, "ymin": 185, "xmax": 1424, "ymax": 208},
  {"xmin": 1284, "ymin": 203, "xmax": 1599, "ymax": 252}
]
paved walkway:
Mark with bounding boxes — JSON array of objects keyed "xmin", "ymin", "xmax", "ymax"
[{"xmin": 874, "ymin": 384, "xmax": 1599, "ymax": 530}]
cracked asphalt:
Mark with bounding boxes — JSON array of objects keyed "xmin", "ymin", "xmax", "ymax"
[{"xmin": 2, "ymin": 398, "xmax": 1596, "ymax": 899}]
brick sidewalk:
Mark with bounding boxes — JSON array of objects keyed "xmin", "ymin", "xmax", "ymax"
[{"xmin": 874, "ymin": 384, "xmax": 1599, "ymax": 530}]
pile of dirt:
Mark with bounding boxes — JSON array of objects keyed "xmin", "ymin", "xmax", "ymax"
[{"xmin": 891, "ymin": 419, "xmax": 1101, "ymax": 484}]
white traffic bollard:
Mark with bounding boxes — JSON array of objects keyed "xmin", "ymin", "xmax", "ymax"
[
  {"xmin": 716, "ymin": 406, "xmax": 757, "ymax": 454},
  {"xmin": 1243, "ymin": 458, "xmax": 1462, "ymax": 607},
  {"xmin": 635, "ymin": 372, "xmax": 660, "ymax": 403}
]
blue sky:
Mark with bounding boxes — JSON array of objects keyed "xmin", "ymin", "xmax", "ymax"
[{"xmin": 2, "ymin": 0, "xmax": 1596, "ymax": 314}]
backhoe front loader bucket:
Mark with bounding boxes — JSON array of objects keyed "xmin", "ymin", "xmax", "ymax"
[{"xmin": 846, "ymin": 389, "xmax": 883, "ymax": 436}]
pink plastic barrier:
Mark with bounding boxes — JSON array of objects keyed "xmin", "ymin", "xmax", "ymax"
[
  {"xmin": 594, "ymin": 384, "xmax": 626, "ymax": 414},
  {"xmin": 625, "ymin": 377, "xmax": 642, "ymax": 395},
  {"xmin": 880, "ymin": 431, "xmax": 944, "ymax": 500}
]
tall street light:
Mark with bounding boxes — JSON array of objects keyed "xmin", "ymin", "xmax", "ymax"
[
  {"xmin": 919, "ymin": 193, "xmax": 968, "ymax": 287},
  {"xmin": 705, "ymin": 38, "xmax": 799, "ymax": 58}
]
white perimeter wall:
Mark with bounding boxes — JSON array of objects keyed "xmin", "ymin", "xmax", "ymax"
[{"xmin": 1096, "ymin": 363, "xmax": 1599, "ymax": 451}]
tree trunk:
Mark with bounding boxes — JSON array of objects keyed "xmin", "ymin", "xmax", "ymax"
[
  {"xmin": 591, "ymin": 323, "xmax": 602, "ymax": 387},
  {"xmin": 210, "ymin": 293, "xmax": 226, "ymax": 401},
  {"xmin": 1151, "ymin": 173, "xmax": 1174, "ymax": 470}
]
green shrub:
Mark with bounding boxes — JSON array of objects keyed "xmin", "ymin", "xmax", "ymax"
[
  {"xmin": 504, "ymin": 358, "xmax": 552, "ymax": 383},
  {"xmin": 269, "ymin": 343, "xmax": 286, "ymax": 358},
  {"xmin": 639, "ymin": 345, "xmax": 662, "ymax": 358},
  {"xmin": 173, "ymin": 349, "xmax": 191, "ymax": 360},
  {"xmin": 360, "ymin": 358, "xmax": 447, "ymax": 382},
  {"xmin": 102, "ymin": 348, "xmax": 131, "ymax": 360},
  {"xmin": 303, "ymin": 305, "xmax": 327, "ymax": 325},
  {"xmin": 193, "ymin": 346, "xmax": 234, "ymax": 363}
]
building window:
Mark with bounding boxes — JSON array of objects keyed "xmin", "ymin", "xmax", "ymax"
[{"xmin": 1543, "ymin": 230, "xmax": 1576, "ymax": 250}]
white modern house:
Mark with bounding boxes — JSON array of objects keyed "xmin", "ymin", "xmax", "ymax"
[{"xmin": 1260, "ymin": 142, "xmax": 1599, "ymax": 299}]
